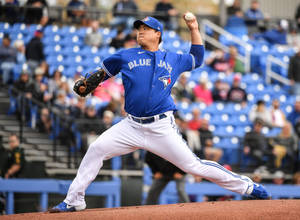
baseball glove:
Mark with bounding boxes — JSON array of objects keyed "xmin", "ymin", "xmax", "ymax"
[{"xmin": 73, "ymin": 69, "xmax": 106, "ymax": 97}]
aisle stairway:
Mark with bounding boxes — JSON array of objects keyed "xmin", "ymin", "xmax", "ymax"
[{"xmin": 0, "ymin": 88, "xmax": 75, "ymax": 177}]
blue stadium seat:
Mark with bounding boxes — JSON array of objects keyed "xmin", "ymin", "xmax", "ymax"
[
  {"xmin": 0, "ymin": 22, "xmax": 11, "ymax": 33},
  {"xmin": 11, "ymin": 23, "xmax": 27, "ymax": 34},
  {"xmin": 46, "ymin": 54, "xmax": 66, "ymax": 67},
  {"xmin": 60, "ymin": 26, "xmax": 77, "ymax": 36},
  {"xmin": 210, "ymin": 114, "xmax": 230, "ymax": 126},
  {"xmin": 44, "ymin": 25, "xmax": 60, "ymax": 36}
]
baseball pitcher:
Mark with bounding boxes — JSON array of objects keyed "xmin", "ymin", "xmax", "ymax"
[{"xmin": 51, "ymin": 13, "xmax": 270, "ymax": 212}]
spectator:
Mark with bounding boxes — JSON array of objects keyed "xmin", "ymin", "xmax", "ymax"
[
  {"xmin": 244, "ymin": 0, "xmax": 265, "ymax": 34},
  {"xmin": 67, "ymin": 71, "xmax": 81, "ymax": 93},
  {"xmin": 87, "ymin": 110, "xmax": 114, "ymax": 148},
  {"xmin": 145, "ymin": 151, "xmax": 190, "ymax": 205},
  {"xmin": 93, "ymin": 77, "xmax": 124, "ymax": 102},
  {"xmin": 225, "ymin": 10, "xmax": 247, "ymax": 37},
  {"xmin": 293, "ymin": 172, "xmax": 300, "ymax": 185},
  {"xmin": 24, "ymin": 0, "xmax": 48, "ymax": 25},
  {"xmin": 36, "ymin": 107, "xmax": 52, "ymax": 134},
  {"xmin": 228, "ymin": 45, "xmax": 245, "ymax": 74},
  {"xmin": 109, "ymin": 27, "xmax": 126, "ymax": 49},
  {"xmin": 198, "ymin": 119, "xmax": 213, "ymax": 148},
  {"xmin": 25, "ymin": 29, "xmax": 45, "ymax": 76},
  {"xmin": 14, "ymin": 40, "xmax": 26, "ymax": 66},
  {"xmin": 110, "ymin": 0, "xmax": 138, "ymax": 30},
  {"xmin": 0, "ymin": 34, "xmax": 16, "ymax": 84},
  {"xmin": 243, "ymin": 118, "xmax": 272, "ymax": 170},
  {"xmin": 70, "ymin": 97, "xmax": 86, "ymax": 118},
  {"xmin": 287, "ymin": 99, "xmax": 300, "ymax": 137},
  {"xmin": 270, "ymin": 122, "xmax": 297, "ymax": 170},
  {"xmin": 102, "ymin": 110, "xmax": 115, "ymax": 129},
  {"xmin": 12, "ymin": 70, "xmax": 34, "ymax": 97},
  {"xmin": 253, "ymin": 19, "xmax": 289, "ymax": 45},
  {"xmin": 206, "ymin": 49, "xmax": 231, "ymax": 74},
  {"xmin": 272, "ymin": 170, "xmax": 285, "ymax": 185},
  {"xmin": 212, "ymin": 79, "xmax": 229, "ymax": 102},
  {"xmin": 295, "ymin": 3, "xmax": 300, "ymax": 30},
  {"xmin": 288, "ymin": 46, "xmax": 300, "ymax": 96},
  {"xmin": 252, "ymin": 168, "xmax": 263, "ymax": 183},
  {"xmin": 48, "ymin": 69, "xmax": 63, "ymax": 98},
  {"xmin": 2, "ymin": 0, "xmax": 20, "ymax": 24},
  {"xmin": 172, "ymin": 73, "xmax": 195, "ymax": 102},
  {"xmin": 249, "ymin": 100, "xmax": 272, "ymax": 127},
  {"xmin": 67, "ymin": 0, "xmax": 87, "ymax": 25},
  {"xmin": 186, "ymin": 108, "xmax": 202, "ymax": 153},
  {"xmin": 154, "ymin": 0, "xmax": 178, "ymax": 31},
  {"xmin": 12, "ymin": 70, "xmax": 34, "ymax": 121},
  {"xmin": 99, "ymin": 97, "xmax": 123, "ymax": 119},
  {"xmin": 193, "ymin": 76, "xmax": 213, "ymax": 106},
  {"xmin": 2, "ymin": 133, "xmax": 25, "ymax": 179},
  {"xmin": 203, "ymin": 139, "xmax": 223, "ymax": 163},
  {"xmin": 270, "ymin": 99, "xmax": 286, "ymax": 128},
  {"xmin": 227, "ymin": 0, "xmax": 241, "ymax": 16},
  {"xmin": 59, "ymin": 81, "xmax": 75, "ymax": 106},
  {"xmin": 54, "ymin": 90, "xmax": 68, "ymax": 110},
  {"xmin": 287, "ymin": 26, "xmax": 300, "ymax": 47},
  {"xmin": 187, "ymin": 108, "xmax": 203, "ymax": 131},
  {"xmin": 84, "ymin": 20, "xmax": 103, "ymax": 48},
  {"xmin": 174, "ymin": 114, "xmax": 188, "ymax": 141},
  {"xmin": 78, "ymin": 106, "xmax": 106, "ymax": 153},
  {"xmin": 227, "ymin": 74, "xmax": 247, "ymax": 105},
  {"xmin": 32, "ymin": 67, "xmax": 51, "ymax": 103}
]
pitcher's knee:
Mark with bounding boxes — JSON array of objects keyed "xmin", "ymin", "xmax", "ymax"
[{"xmin": 88, "ymin": 141, "xmax": 106, "ymax": 156}]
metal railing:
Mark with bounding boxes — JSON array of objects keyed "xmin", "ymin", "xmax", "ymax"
[
  {"xmin": 200, "ymin": 19, "xmax": 251, "ymax": 72},
  {"xmin": 266, "ymin": 55, "xmax": 290, "ymax": 85},
  {"xmin": 9, "ymin": 86, "xmax": 76, "ymax": 167}
]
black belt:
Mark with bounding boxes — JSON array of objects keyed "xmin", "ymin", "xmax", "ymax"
[{"xmin": 130, "ymin": 113, "xmax": 167, "ymax": 124}]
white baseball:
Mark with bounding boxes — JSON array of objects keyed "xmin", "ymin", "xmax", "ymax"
[{"xmin": 185, "ymin": 12, "xmax": 195, "ymax": 21}]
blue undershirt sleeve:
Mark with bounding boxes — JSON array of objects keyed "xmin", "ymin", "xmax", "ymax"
[{"xmin": 189, "ymin": 44, "xmax": 204, "ymax": 69}]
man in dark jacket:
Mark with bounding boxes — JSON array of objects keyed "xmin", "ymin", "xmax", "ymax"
[
  {"xmin": 25, "ymin": 29, "xmax": 45, "ymax": 76},
  {"xmin": 227, "ymin": 74, "xmax": 247, "ymax": 105},
  {"xmin": 243, "ymin": 118, "xmax": 274, "ymax": 170},
  {"xmin": 110, "ymin": 0, "xmax": 138, "ymax": 29},
  {"xmin": 154, "ymin": 0, "xmax": 178, "ymax": 30},
  {"xmin": 288, "ymin": 48, "xmax": 300, "ymax": 96},
  {"xmin": 145, "ymin": 151, "xmax": 190, "ymax": 204}
]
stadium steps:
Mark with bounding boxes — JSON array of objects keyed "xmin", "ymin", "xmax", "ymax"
[
  {"xmin": 0, "ymin": 88, "xmax": 74, "ymax": 175},
  {"xmin": 0, "ymin": 90, "xmax": 10, "ymax": 114}
]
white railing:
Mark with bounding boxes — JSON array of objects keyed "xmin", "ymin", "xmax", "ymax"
[
  {"xmin": 266, "ymin": 55, "xmax": 290, "ymax": 85},
  {"xmin": 200, "ymin": 19, "xmax": 251, "ymax": 72}
]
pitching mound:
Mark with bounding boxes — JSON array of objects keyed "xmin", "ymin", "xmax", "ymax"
[{"xmin": 2, "ymin": 200, "xmax": 300, "ymax": 220}]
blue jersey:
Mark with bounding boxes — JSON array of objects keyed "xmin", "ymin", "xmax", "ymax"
[{"xmin": 102, "ymin": 46, "xmax": 203, "ymax": 117}]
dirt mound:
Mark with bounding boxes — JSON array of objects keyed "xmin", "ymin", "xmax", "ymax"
[{"xmin": 2, "ymin": 200, "xmax": 300, "ymax": 220}]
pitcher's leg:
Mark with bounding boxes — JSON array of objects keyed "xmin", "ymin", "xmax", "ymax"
[
  {"xmin": 65, "ymin": 119, "xmax": 141, "ymax": 206},
  {"xmin": 147, "ymin": 126, "xmax": 252, "ymax": 195}
]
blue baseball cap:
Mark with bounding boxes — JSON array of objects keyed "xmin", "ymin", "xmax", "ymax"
[{"xmin": 134, "ymin": 16, "xmax": 163, "ymax": 36}]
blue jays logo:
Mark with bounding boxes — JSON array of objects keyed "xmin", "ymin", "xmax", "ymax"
[
  {"xmin": 159, "ymin": 75, "xmax": 171, "ymax": 89},
  {"xmin": 142, "ymin": 17, "xmax": 149, "ymax": 22}
]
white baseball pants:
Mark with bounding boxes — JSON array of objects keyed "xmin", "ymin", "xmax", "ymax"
[{"xmin": 65, "ymin": 112, "xmax": 253, "ymax": 206}]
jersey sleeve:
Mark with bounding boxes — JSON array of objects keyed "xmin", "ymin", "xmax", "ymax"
[
  {"xmin": 176, "ymin": 53, "xmax": 195, "ymax": 74},
  {"xmin": 101, "ymin": 51, "xmax": 123, "ymax": 78}
]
